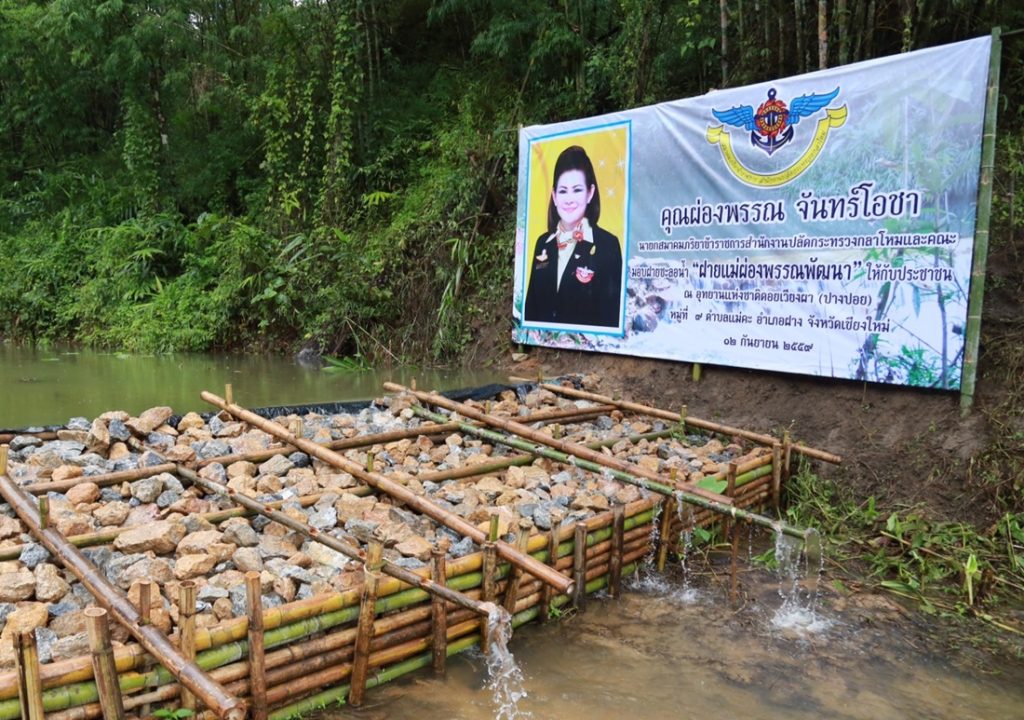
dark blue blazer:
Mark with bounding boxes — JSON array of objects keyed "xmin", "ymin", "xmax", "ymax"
[{"xmin": 524, "ymin": 225, "xmax": 623, "ymax": 329}]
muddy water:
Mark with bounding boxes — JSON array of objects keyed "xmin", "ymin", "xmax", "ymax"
[
  {"xmin": 337, "ymin": 571, "xmax": 1024, "ymax": 720},
  {"xmin": 0, "ymin": 344, "xmax": 505, "ymax": 428}
]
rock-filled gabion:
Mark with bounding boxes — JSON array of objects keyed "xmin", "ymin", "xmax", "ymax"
[{"xmin": 0, "ymin": 384, "xmax": 761, "ymax": 669}]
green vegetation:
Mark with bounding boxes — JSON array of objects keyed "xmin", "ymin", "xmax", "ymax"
[
  {"xmin": 2, "ymin": 1, "xmax": 1020, "ymax": 360},
  {"xmin": 784, "ymin": 463, "xmax": 1024, "ymax": 630}
]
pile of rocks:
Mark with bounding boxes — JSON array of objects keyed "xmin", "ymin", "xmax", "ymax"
[{"xmin": 0, "ymin": 385, "xmax": 757, "ymax": 669}]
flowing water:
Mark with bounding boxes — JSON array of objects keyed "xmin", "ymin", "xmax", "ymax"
[{"xmin": 0, "ymin": 344, "xmax": 505, "ymax": 428}]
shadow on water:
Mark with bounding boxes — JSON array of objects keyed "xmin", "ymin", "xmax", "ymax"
[
  {"xmin": 329, "ymin": 565, "xmax": 1024, "ymax": 720},
  {"xmin": 0, "ymin": 344, "xmax": 506, "ymax": 428}
]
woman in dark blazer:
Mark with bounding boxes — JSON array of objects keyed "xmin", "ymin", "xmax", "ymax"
[{"xmin": 524, "ymin": 145, "xmax": 623, "ymax": 329}]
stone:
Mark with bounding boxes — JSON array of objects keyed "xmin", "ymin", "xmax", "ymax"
[
  {"xmin": 49, "ymin": 609, "xmax": 87, "ymax": 637},
  {"xmin": 0, "ymin": 516, "xmax": 22, "ymax": 541},
  {"xmin": 178, "ymin": 531, "xmax": 236, "ymax": 563},
  {"xmin": 308, "ymin": 506, "xmax": 337, "ymax": 531},
  {"xmin": 126, "ymin": 406, "xmax": 173, "ymax": 436},
  {"xmin": 0, "ymin": 569, "xmax": 36, "ymax": 602},
  {"xmin": 119, "ymin": 557, "xmax": 174, "ymax": 588},
  {"xmin": 86, "ymin": 418, "xmax": 110, "ymax": 454},
  {"xmin": 335, "ymin": 494, "xmax": 376, "ymax": 522},
  {"xmin": 175, "ymin": 554, "xmax": 219, "ymax": 580},
  {"xmin": 615, "ymin": 485, "xmax": 642, "ymax": 504},
  {"xmin": 258, "ymin": 454, "xmax": 294, "ymax": 476},
  {"xmin": 93, "ymin": 501, "xmax": 130, "ymax": 526},
  {"xmin": 51, "ymin": 632, "xmax": 90, "ymax": 662},
  {"xmin": 394, "ymin": 535, "xmax": 433, "ymax": 561},
  {"xmin": 195, "ymin": 440, "xmax": 231, "ymax": 460},
  {"xmin": 156, "ymin": 490, "xmax": 182, "ymax": 508},
  {"xmin": 52, "ymin": 465, "xmax": 84, "ymax": 483},
  {"xmin": 9, "ymin": 435, "xmax": 43, "ymax": 452},
  {"xmin": 163, "ymin": 444, "xmax": 196, "ymax": 464},
  {"xmin": 19, "ymin": 543, "xmax": 50, "ymax": 570},
  {"xmin": 305, "ymin": 543, "xmax": 351, "ymax": 571},
  {"xmin": 114, "ymin": 521, "xmax": 186, "ymax": 554},
  {"xmin": 227, "ymin": 461, "xmax": 256, "ymax": 478},
  {"xmin": 177, "ymin": 412, "xmax": 206, "ymax": 432},
  {"xmin": 232, "ymin": 547, "xmax": 263, "ymax": 573},
  {"xmin": 220, "ymin": 519, "xmax": 259, "ymax": 548},
  {"xmin": 1, "ymin": 603, "xmax": 49, "ymax": 641},
  {"xmin": 257, "ymin": 536, "xmax": 298, "ymax": 560},
  {"xmin": 54, "ymin": 511, "xmax": 94, "ymax": 537},
  {"xmin": 124, "ymin": 503, "xmax": 161, "ymax": 527},
  {"xmin": 130, "ymin": 475, "xmax": 165, "ymax": 504},
  {"xmin": 33, "ymin": 564, "xmax": 70, "ymax": 602},
  {"xmin": 66, "ymin": 482, "xmax": 100, "ymax": 505},
  {"xmin": 572, "ymin": 492, "xmax": 610, "ymax": 511}
]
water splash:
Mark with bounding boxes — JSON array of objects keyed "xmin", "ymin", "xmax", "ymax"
[
  {"xmin": 482, "ymin": 603, "xmax": 531, "ymax": 720},
  {"xmin": 770, "ymin": 529, "xmax": 830, "ymax": 634},
  {"xmin": 673, "ymin": 497, "xmax": 700, "ymax": 603}
]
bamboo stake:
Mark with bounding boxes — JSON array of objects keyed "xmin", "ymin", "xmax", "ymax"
[
  {"xmin": 502, "ymin": 525, "xmax": 530, "ymax": 615},
  {"xmin": 224, "ymin": 383, "xmax": 233, "ymax": 406},
  {"xmin": 37, "ymin": 496, "xmax": 48, "ymax": 531},
  {"xmin": 782, "ymin": 430, "xmax": 793, "ymax": 482},
  {"xmin": 349, "ymin": 542, "xmax": 383, "ymax": 707},
  {"xmin": 14, "ymin": 631, "xmax": 44, "ymax": 720},
  {"xmin": 539, "ymin": 382, "xmax": 842, "ymax": 464},
  {"xmin": 771, "ymin": 442, "xmax": 782, "ymax": 512},
  {"xmin": 22, "ymin": 463, "xmax": 177, "ymax": 496},
  {"xmin": 201, "ymin": 390, "xmax": 573, "ymax": 596},
  {"xmin": 389, "ymin": 383, "xmax": 729, "ymax": 504},
  {"xmin": 84, "ymin": 609, "xmax": 124, "ymax": 720},
  {"xmin": 0, "ymin": 474, "xmax": 247, "ymax": 720},
  {"xmin": 0, "ymin": 446, "xmax": 7, "ymax": 476},
  {"xmin": 179, "ymin": 581, "xmax": 197, "ymax": 713},
  {"xmin": 136, "ymin": 580, "xmax": 152, "ymax": 626},
  {"xmin": 573, "ymin": 523, "xmax": 588, "ymax": 611},
  {"xmin": 727, "ymin": 462, "xmax": 740, "ymax": 604},
  {"xmin": 176, "ymin": 464, "xmax": 491, "ymax": 618},
  {"xmin": 431, "ymin": 539, "xmax": 448, "ymax": 673},
  {"xmin": 609, "ymin": 506, "xmax": 625, "ymax": 598},
  {"xmin": 540, "ymin": 529, "xmax": 559, "ymax": 624},
  {"xmin": 245, "ymin": 572, "xmax": 268, "ymax": 720},
  {"xmin": 481, "ymin": 530, "xmax": 498, "ymax": 654},
  {"xmin": 657, "ymin": 496, "xmax": 676, "ymax": 572}
]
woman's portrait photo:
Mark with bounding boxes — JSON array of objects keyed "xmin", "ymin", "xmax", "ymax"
[{"xmin": 521, "ymin": 126, "xmax": 629, "ymax": 334}]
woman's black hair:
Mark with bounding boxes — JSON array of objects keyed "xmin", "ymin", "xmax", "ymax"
[{"xmin": 547, "ymin": 145, "xmax": 601, "ymax": 232}]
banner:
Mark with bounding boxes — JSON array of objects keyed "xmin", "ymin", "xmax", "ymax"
[{"xmin": 511, "ymin": 37, "xmax": 992, "ymax": 389}]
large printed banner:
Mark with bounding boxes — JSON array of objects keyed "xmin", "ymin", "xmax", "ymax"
[{"xmin": 512, "ymin": 37, "xmax": 992, "ymax": 389}]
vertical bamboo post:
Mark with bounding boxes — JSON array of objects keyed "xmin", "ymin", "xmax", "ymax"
[
  {"xmin": 481, "ymin": 516, "xmax": 499, "ymax": 654},
  {"xmin": 0, "ymin": 445, "xmax": 8, "ymax": 476},
  {"xmin": 692, "ymin": 363, "xmax": 702, "ymax": 382},
  {"xmin": 14, "ymin": 630, "xmax": 44, "ymax": 720},
  {"xmin": 85, "ymin": 608, "xmax": 126, "ymax": 720},
  {"xmin": 178, "ymin": 581, "xmax": 198, "ymax": 713},
  {"xmin": 502, "ymin": 524, "xmax": 530, "ymax": 614},
  {"xmin": 782, "ymin": 430, "xmax": 793, "ymax": 482},
  {"xmin": 37, "ymin": 496, "xmax": 48, "ymax": 531},
  {"xmin": 656, "ymin": 496, "xmax": 676, "ymax": 572},
  {"xmin": 431, "ymin": 538, "xmax": 450, "ymax": 673},
  {"xmin": 366, "ymin": 451, "xmax": 375, "ymax": 473},
  {"xmin": 727, "ymin": 462, "xmax": 740, "ymax": 605},
  {"xmin": 137, "ymin": 580, "xmax": 152, "ymax": 625},
  {"xmin": 349, "ymin": 542, "xmax": 384, "ymax": 707},
  {"xmin": 609, "ymin": 505, "xmax": 625, "ymax": 598},
  {"xmin": 771, "ymin": 441, "xmax": 783, "ymax": 513},
  {"xmin": 224, "ymin": 383, "xmax": 233, "ymax": 406},
  {"xmin": 961, "ymin": 27, "xmax": 1002, "ymax": 415},
  {"xmin": 573, "ymin": 522, "xmax": 588, "ymax": 612},
  {"xmin": 679, "ymin": 405, "xmax": 688, "ymax": 435},
  {"xmin": 540, "ymin": 529, "xmax": 559, "ymax": 623},
  {"xmin": 245, "ymin": 571, "xmax": 267, "ymax": 720}
]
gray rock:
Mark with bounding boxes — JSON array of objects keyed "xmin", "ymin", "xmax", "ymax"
[
  {"xmin": 550, "ymin": 471, "xmax": 573, "ymax": 485},
  {"xmin": 48, "ymin": 599, "xmax": 83, "ymax": 618},
  {"xmin": 156, "ymin": 490, "xmax": 181, "ymax": 508},
  {"xmin": 279, "ymin": 564, "xmax": 316, "ymax": 584},
  {"xmin": 229, "ymin": 586, "xmax": 247, "ymax": 617},
  {"xmin": 288, "ymin": 452, "xmax": 310, "ymax": 469},
  {"xmin": 222, "ymin": 522, "xmax": 258, "ymax": 548},
  {"xmin": 251, "ymin": 515, "xmax": 271, "ymax": 532},
  {"xmin": 67, "ymin": 417, "xmax": 92, "ymax": 431},
  {"xmin": 297, "ymin": 584, "xmax": 314, "ymax": 600},
  {"xmin": 232, "ymin": 547, "xmax": 263, "ymax": 573},
  {"xmin": 163, "ymin": 476, "xmax": 184, "ymax": 494},
  {"xmin": 345, "ymin": 518, "xmax": 380, "ymax": 543},
  {"xmin": 139, "ymin": 450, "xmax": 166, "ymax": 468},
  {"xmin": 198, "ymin": 585, "xmax": 229, "ymax": 602},
  {"xmin": 19, "ymin": 543, "xmax": 51, "ymax": 570},
  {"xmin": 208, "ymin": 416, "xmax": 226, "ymax": 435},
  {"xmin": 0, "ymin": 603, "xmax": 14, "ymax": 626},
  {"xmin": 108, "ymin": 419, "xmax": 131, "ymax": 442},
  {"xmin": 110, "ymin": 457, "xmax": 138, "ymax": 472},
  {"xmin": 68, "ymin": 452, "xmax": 107, "ymax": 469},
  {"xmin": 533, "ymin": 506, "xmax": 552, "ymax": 530},
  {"xmin": 258, "ymin": 454, "xmax": 294, "ymax": 476},
  {"xmin": 200, "ymin": 462, "xmax": 227, "ymax": 483},
  {"xmin": 35, "ymin": 627, "xmax": 58, "ymax": 663},
  {"xmin": 391, "ymin": 557, "xmax": 426, "ymax": 569},
  {"xmin": 449, "ymin": 537, "xmax": 476, "ymax": 558},
  {"xmin": 83, "ymin": 547, "xmax": 113, "ymax": 569},
  {"xmin": 195, "ymin": 440, "xmax": 231, "ymax": 460},
  {"xmin": 9, "ymin": 435, "xmax": 43, "ymax": 452},
  {"xmin": 183, "ymin": 514, "xmax": 216, "ymax": 534},
  {"xmin": 308, "ymin": 506, "xmax": 337, "ymax": 531},
  {"xmin": 595, "ymin": 416, "xmax": 615, "ymax": 431},
  {"xmin": 146, "ymin": 432, "xmax": 175, "ymax": 450},
  {"xmin": 50, "ymin": 441, "xmax": 87, "ymax": 460},
  {"xmin": 130, "ymin": 476, "xmax": 164, "ymax": 504}
]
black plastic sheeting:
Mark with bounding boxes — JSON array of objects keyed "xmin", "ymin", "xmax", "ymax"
[{"xmin": 1, "ymin": 381, "xmax": 557, "ymax": 436}]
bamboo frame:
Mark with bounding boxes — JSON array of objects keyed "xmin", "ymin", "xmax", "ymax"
[
  {"xmin": 0, "ymin": 474, "xmax": 247, "ymax": 720},
  {"xmin": 84, "ymin": 609, "xmax": 124, "ymax": 720},
  {"xmin": 178, "ymin": 582, "xmax": 197, "ymax": 713},
  {"xmin": 538, "ymin": 382, "xmax": 842, "ymax": 465},
  {"xmin": 14, "ymin": 631, "xmax": 44, "ymax": 720},
  {"xmin": 246, "ymin": 572, "xmax": 268, "ymax": 720},
  {"xmin": 200, "ymin": 390, "xmax": 573, "ymax": 596},
  {"xmin": 348, "ymin": 543, "xmax": 383, "ymax": 707}
]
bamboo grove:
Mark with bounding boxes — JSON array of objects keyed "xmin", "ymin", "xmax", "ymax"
[{"xmin": 0, "ymin": 1, "xmax": 1021, "ymax": 358}]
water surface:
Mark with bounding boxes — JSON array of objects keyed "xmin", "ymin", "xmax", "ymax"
[{"xmin": 0, "ymin": 344, "xmax": 505, "ymax": 428}]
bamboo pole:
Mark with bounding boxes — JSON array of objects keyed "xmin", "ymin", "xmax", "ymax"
[
  {"xmin": 14, "ymin": 631, "xmax": 44, "ymax": 720},
  {"xmin": 502, "ymin": 525, "xmax": 530, "ymax": 615},
  {"xmin": 656, "ymin": 496, "xmax": 676, "ymax": 572},
  {"xmin": 348, "ymin": 542, "xmax": 383, "ymax": 707},
  {"xmin": 0, "ymin": 446, "xmax": 7, "ymax": 476},
  {"xmin": 771, "ymin": 442, "xmax": 782, "ymax": 512},
  {"xmin": 431, "ymin": 539, "xmax": 448, "ymax": 673},
  {"xmin": 727, "ymin": 462, "xmax": 740, "ymax": 604},
  {"xmin": 246, "ymin": 572, "xmax": 268, "ymax": 720},
  {"xmin": 179, "ymin": 582, "xmax": 197, "ymax": 713},
  {"xmin": 388, "ymin": 383, "xmax": 730, "ymax": 504},
  {"xmin": 540, "ymin": 529, "xmax": 559, "ymax": 624},
  {"xmin": 609, "ymin": 506, "xmax": 625, "ymax": 598},
  {"xmin": 0, "ymin": 474, "xmax": 247, "ymax": 720},
  {"xmin": 84, "ymin": 609, "xmax": 124, "ymax": 720},
  {"xmin": 961, "ymin": 27, "xmax": 1002, "ymax": 414},
  {"xmin": 176, "ymin": 464, "xmax": 490, "ymax": 618},
  {"xmin": 22, "ymin": 463, "xmax": 177, "ymax": 496},
  {"xmin": 539, "ymin": 382, "xmax": 842, "ymax": 464},
  {"xmin": 201, "ymin": 390, "xmax": 572, "ymax": 596},
  {"xmin": 573, "ymin": 523, "xmax": 588, "ymax": 611}
]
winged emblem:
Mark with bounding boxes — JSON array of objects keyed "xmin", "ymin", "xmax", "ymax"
[{"xmin": 712, "ymin": 87, "xmax": 841, "ymax": 156}]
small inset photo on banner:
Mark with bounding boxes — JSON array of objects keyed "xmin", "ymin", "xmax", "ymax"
[{"xmin": 519, "ymin": 123, "xmax": 630, "ymax": 336}]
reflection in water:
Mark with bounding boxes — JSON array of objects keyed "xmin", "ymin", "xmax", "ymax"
[
  {"xmin": 0, "ymin": 344, "xmax": 505, "ymax": 428},
  {"xmin": 340, "ymin": 576, "xmax": 1024, "ymax": 720}
]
